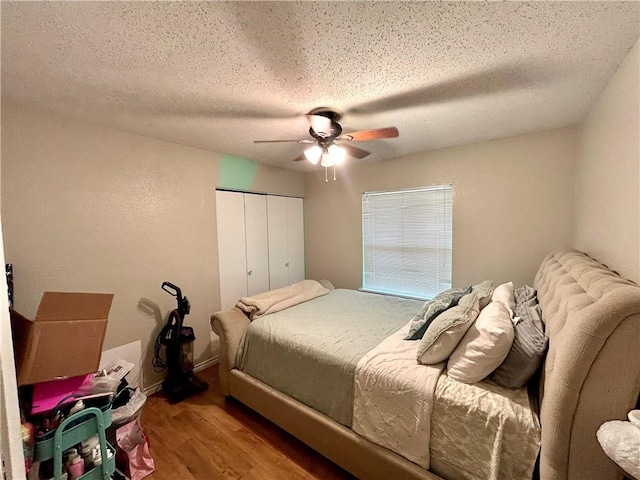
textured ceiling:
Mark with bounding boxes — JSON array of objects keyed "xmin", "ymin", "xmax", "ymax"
[{"xmin": 2, "ymin": 1, "xmax": 639, "ymax": 170}]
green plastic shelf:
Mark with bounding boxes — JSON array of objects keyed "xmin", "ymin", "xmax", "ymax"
[{"xmin": 34, "ymin": 406, "xmax": 115, "ymax": 480}]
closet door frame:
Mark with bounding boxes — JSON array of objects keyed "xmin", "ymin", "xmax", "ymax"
[{"xmin": 217, "ymin": 189, "xmax": 305, "ymax": 308}]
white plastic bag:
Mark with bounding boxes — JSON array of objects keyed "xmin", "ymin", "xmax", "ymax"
[
  {"xmin": 112, "ymin": 389, "xmax": 147, "ymax": 424},
  {"xmin": 596, "ymin": 420, "xmax": 640, "ymax": 478},
  {"xmin": 76, "ymin": 372, "xmax": 121, "ymax": 396}
]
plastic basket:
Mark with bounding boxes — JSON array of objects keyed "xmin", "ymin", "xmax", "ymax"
[{"xmin": 34, "ymin": 396, "xmax": 113, "ymax": 464}]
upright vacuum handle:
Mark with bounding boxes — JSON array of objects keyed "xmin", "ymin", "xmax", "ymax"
[
  {"xmin": 162, "ymin": 281, "xmax": 190, "ymax": 318},
  {"xmin": 162, "ymin": 281, "xmax": 182, "ymax": 299}
]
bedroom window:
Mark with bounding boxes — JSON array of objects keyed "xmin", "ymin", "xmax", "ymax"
[{"xmin": 362, "ymin": 185, "xmax": 453, "ymax": 300}]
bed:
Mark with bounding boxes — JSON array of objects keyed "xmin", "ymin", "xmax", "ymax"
[{"xmin": 211, "ymin": 250, "xmax": 640, "ymax": 480}]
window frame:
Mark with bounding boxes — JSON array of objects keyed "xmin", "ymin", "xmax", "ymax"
[{"xmin": 361, "ymin": 184, "xmax": 453, "ymax": 300}]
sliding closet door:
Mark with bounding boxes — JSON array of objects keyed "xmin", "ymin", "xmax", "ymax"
[
  {"xmin": 267, "ymin": 195, "xmax": 305, "ymax": 289},
  {"xmin": 244, "ymin": 194, "xmax": 270, "ymax": 296},
  {"xmin": 216, "ymin": 190, "xmax": 248, "ymax": 310},
  {"xmin": 286, "ymin": 197, "xmax": 305, "ymax": 284},
  {"xmin": 218, "ymin": 191, "xmax": 305, "ymax": 307},
  {"xmin": 267, "ymin": 195, "xmax": 289, "ymax": 290}
]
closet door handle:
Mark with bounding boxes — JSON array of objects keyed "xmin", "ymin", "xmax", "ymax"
[
  {"xmin": 247, "ymin": 270, "xmax": 253, "ymax": 276},
  {"xmin": 285, "ymin": 263, "xmax": 289, "ymax": 267}
]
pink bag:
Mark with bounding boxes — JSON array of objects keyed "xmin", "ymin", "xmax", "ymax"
[{"xmin": 115, "ymin": 419, "xmax": 155, "ymax": 480}]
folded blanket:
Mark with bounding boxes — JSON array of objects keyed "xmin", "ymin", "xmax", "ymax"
[{"xmin": 236, "ymin": 279, "xmax": 330, "ymax": 320}]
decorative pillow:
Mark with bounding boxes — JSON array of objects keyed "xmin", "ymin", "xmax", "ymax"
[
  {"xmin": 491, "ymin": 282, "xmax": 515, "ymax": 310},
  {"xmin": 405, "ymin": 286, "xmax": 472, "ymax": 340},
  {"xmin": 514, "ymin": 284, "xmax": 537, "ymax": 315},
  {"xmin": 416, "ymin": 292, "xmax": 480, "ymax": 365},
  {"xmin": 471, "ymin": 280, "xmax": 494, "ymax": 310},
  {"xmin": 490, "ymin": 297, "xmax": 548, "ymax": 389},
  {"xmin": 447, "ymin": 301, "xmax": 515, "ymax": 384}
]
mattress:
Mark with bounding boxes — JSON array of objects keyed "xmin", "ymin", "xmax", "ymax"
[{"xmin": 236, "ymin": 288, "xmax": 422, "ymax": 426}]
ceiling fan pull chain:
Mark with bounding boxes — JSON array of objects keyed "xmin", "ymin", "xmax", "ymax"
[
  {"xmin": 333, "ymin": 165, "xmax": 336, "ymax": 181},
  {"xmin": 325, "ymin": 167, "xmax": 328, "ymax": 183}
]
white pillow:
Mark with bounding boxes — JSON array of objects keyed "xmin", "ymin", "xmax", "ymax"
[
  {"xmin": 417, "ymin": 292, "xmax": 480, "ymax": 365},
  {"xmin": 491, "ymin": 281, "xmax": 515, "ymax": 310},
  {"xmin": 447, "ymin": 301, "xmax": 515, "ymax": 384}
]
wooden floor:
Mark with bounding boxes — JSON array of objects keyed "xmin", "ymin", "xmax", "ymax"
[{"xmin": 141, "ymin": 366, "xmax": 357, "ymax": 480}]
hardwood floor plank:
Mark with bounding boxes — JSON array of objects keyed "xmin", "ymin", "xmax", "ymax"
[
  {"xmin": 140, "ymin": 366, "xmax": 356, "ymax": 480},
  {"xmin": 180, "ymin": 441, "xmax": 240, "ymax": 480}
]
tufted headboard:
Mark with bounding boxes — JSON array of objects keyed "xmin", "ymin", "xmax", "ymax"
[{"xmin": 534, "ymin": 250, "xmax": 640, "ymax": 480}]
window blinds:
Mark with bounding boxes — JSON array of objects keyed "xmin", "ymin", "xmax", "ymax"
[{"xmin": 362, "ymin": 185, "xmax": 453, "ymax": 300}]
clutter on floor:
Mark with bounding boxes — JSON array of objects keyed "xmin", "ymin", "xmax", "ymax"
[
  {"xmin": 21, "ymin": 365, "xmax": 152, "ymax": 480},
  {"xmin": 12, "ymin": 291, "xmax": 154, "ymax": 480}
]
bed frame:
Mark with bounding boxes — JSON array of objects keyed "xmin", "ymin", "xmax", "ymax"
[{"xmin": 211, "ymin": 250, "xmax": 640, "ymax": 480}]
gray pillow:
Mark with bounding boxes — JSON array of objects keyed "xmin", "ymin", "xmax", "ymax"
[
  {"xmin": 490, "ymin": 292, "xmax": 548, "ymax": 389},
  {"xmin": 405, "ymin": 286, "xmax": 472, "ymax": 340},
  {"xmin": 416, "ymin": 292, "xmax": 480, "ymax": 365},
  {"xmin": 471, "ymin": 280, "xmax": 494, "ymax": 310}
]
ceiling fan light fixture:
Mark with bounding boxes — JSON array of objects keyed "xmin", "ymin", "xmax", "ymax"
[
  {"xmin": 304, "ymin": 145, "xmax": 322, "ymax": 164},
  {"xmin": 328, "ymin": 144, "xmax": 346, "ymax": 164},
  {"xmin": 320, "ymin": 152, "xmax": 334, "ymax": 168},
  {"xmin": 319, "ymin": 144, "xmax": 346, "ymax": 168}
]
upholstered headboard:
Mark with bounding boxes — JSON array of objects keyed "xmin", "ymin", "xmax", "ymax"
[{"xmin": 534, "ymin": 250, "xmax": 640, "ymax": 480}]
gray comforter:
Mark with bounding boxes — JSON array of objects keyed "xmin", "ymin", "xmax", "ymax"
[{"xmin": 236, "ymin": 289, "xmax": 422, "ymax": 426}]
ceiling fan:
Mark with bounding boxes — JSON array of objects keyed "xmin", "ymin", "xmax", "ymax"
[{"xmin": 253, "ymin": 107, "xmax": 399, "ymax": 169}]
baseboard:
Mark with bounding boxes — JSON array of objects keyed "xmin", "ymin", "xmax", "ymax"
[
  {"xmin": 143, "ymin": 378, "xmax": 163, "ymax": 397},
  {"xmin": 194, "ymin": 355, "xmax": 219, "ymax": 372},
  {"xmin": 143, "ymin": 355, "xmax": 219, "ymax": 397}
]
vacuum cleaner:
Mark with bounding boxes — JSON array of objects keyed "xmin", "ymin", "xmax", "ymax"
[{"xmin": 153, "ymin": 282, "xmax": 208, "ymax": 402}]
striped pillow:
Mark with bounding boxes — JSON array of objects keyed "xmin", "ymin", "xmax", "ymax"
[{"xmin": 490, "ymin": 288, "xmax": 548, "ymax": 389}]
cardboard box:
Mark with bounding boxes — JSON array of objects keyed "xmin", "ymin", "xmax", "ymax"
[{"xmin": 11, "ymin": 292, "xmax": 114, "ymax": 386}]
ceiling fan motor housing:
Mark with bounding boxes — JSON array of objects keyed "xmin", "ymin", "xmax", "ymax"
[
  {"xmin": 308, "ymin": 108, "xmax": 343, "ymax": 142},
  {"xmin": 308, "ymin": 107, "xmax": 342, "ymax": 121},
  {"xmin": 309, "ymin": 121, "xmax": 342, "ymax": 142}
]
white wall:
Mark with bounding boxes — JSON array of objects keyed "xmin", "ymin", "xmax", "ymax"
[
  {"xmin": 574, "ymin": 41, "xmax": 640, "ymax": 284},
  {"xmin": 1, "ymin": 102, "xmax": 305, "ymax": 388},
  {"xmin": 0, "ymin": 216, "xmax": 25, "ymax": 480},
  {"xmin": 305, "ymin": 127, "xmax": 577, "ymax": 290}
]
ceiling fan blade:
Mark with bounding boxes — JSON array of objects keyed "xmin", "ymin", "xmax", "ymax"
[
  {"xmin": 254, "ymin": 139, "xmax": 315, "ymax": 144},
  {"xmin": 340, "ymin": 127, "xmax": 399, "ymax": 142},
  {"xmin": 342, "ymin": 144, "xmax": 370, "ymax": 159}
]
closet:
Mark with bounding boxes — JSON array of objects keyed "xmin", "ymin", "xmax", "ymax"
[{"xmin": 216, "ymin": 190, "xmax": 305, "ymax": 310}]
